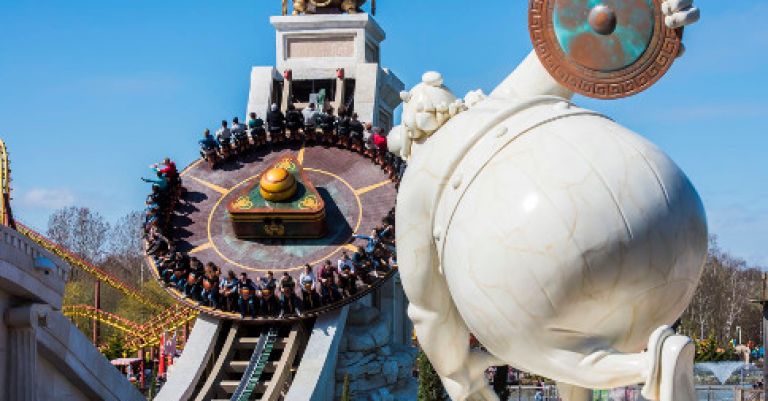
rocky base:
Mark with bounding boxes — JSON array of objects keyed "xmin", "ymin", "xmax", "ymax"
[{"xmin": 336, "ymin": 304, "xmax": 418, "ymax": 401}]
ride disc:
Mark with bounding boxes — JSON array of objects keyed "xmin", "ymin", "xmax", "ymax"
[{"xmin": 529, "ymin": 0, "xmax": 684, "ymax": 99}]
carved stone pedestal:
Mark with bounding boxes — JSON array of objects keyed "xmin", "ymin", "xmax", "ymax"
[{"xmin": 5, "ymin": 304, "xmax": 50, "ymax": 401}]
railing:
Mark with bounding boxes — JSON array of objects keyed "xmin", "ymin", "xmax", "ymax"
[
  {"xmin": 496, "ymin": 385, "xmax": 763, "ymax": 401},
  {"xmin": 0, "ymin": 224, "xmax": 69, "ymax": 283}
]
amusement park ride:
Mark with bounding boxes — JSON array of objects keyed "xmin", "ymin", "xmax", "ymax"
[{"xmin": 2, "ymin": 0, "xmax": 712, "ymax": 399}]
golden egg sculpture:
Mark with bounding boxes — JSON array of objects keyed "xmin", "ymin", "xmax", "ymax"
[{"xmin": 259, "ymin": 167, "xmax": 297, "ymax": 202}]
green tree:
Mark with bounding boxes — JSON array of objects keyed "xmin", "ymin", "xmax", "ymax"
[
  {"xmin": 101, "ymin": 333, "xmax": 127, "ymax": 360},
  {"xmin": 417, "ymin": 349, "xmax": 447, "ymax": 401}
]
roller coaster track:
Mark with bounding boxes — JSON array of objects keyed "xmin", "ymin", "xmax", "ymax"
[
  {"xmin": 63, "ymin": 304, "xmax": 199, "ymax": 351},
  {"xmin": 17, "ymin": 222, "xmax": 164, "ymax": 310},
  {"xmin": 63, "ymin": 305, "xmax": 144, "ymax": 335},
  {"xmin": 0, "ymin": 139, "xmax": 15, "ymax": 228},
  {"xmin": 1, "ymin": 138, "xmax": 199, "ymax": 348}
]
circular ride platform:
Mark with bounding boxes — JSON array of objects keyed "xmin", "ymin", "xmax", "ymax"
[{"xmin": 149, "ymin": 144, "xmax": 398, "ymax": 321}]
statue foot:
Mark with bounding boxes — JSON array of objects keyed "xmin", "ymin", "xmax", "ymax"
[
  {"xmin": 659, "ymin": 336, "xmax": 696, "ymax": 401},
  {"xmin": 443, "ymin": 350, "xmax": 503, "ymax": 401},
  {"xmin": 641, "ymin": 325, "xmax": 675, "ymax": 401}
]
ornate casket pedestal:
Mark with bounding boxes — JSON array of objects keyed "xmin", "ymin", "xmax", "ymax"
[{"xmin": 227, "ymin": 154, "xmax": 326, "ymax": 239}]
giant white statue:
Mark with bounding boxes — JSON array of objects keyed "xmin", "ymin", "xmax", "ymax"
[{"xmin": 389, "ymin": 1, "xmax": 706, "ymax": 401}]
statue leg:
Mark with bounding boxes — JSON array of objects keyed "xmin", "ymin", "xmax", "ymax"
[
  {"xmin": 397, "ymin": 191, "xmax": 501, "ymax": 401},
  {"xmin": 513, "ymin": 328, "xmax": 693, "ymax": 401}
]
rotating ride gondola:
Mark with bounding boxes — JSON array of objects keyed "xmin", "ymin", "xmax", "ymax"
[{"xmin": 146, "ymin": 140, "xmax": 399, "ymax": 322}]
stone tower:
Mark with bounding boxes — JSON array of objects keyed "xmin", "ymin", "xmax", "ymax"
[{"xmin": 246, "ymin": 12, "xmax": 403, "ymax": 133}]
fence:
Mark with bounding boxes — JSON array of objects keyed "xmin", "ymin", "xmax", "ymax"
[{"xmin": 498, "ymin": 385, "xmax": 764, "ymax": 401}]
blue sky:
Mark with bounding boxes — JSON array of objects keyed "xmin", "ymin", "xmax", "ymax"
[{"xmin": 1, "ymin": 0, "xmax": 766, "ymax": 266}]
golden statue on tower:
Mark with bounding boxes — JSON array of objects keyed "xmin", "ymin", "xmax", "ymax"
[{"xmin": 282, "ymin": 0, "xmax": 375, "ymax": 15}]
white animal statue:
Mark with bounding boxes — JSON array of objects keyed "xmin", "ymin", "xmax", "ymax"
[{"xmin": 389, "ymin": 2, "xmax": 706, "ymax": 401}]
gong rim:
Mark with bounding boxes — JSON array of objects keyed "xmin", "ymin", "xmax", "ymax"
[{"xmin": 529, "ymin": 0, "xmax": 683, "ymax": 99}]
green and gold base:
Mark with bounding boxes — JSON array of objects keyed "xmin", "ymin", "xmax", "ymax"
[{"xmin": 227, "ymin": 154, "xmax": 327, "ymax": 239}]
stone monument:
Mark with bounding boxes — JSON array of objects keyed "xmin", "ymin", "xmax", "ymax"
[
  {"xmin": 390, "ymin": 1, "xmax": 706, "ymax": 401},
  {"xmin": 248, "ymin": 0, "xmax": 401, "ymax": 133}
]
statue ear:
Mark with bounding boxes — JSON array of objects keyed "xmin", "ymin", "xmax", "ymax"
[{"xmin": 400, "ymin": 91, "xmax": 412, "ymax": 103}]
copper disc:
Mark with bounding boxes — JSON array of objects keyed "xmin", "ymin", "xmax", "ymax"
[{"xmin": 529, "ymin": 0, "xmax": 683, "ymax": 99}]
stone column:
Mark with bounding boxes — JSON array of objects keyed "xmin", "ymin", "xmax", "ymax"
[{"xmin": 5, "ymin": 304, "xmax": 50, "ymax": 401}]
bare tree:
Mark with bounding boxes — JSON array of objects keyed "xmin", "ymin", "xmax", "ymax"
[
  {"xmin": 109, "ymin": 211, "xmax": 144, "ymax": 258},
  {"xmin": 47, "ymin": 206, "xmax": 110, "ymax": 267},
  {"xmin": 680, "ymin": 236, "xmax": 763, "ymax": 346}
]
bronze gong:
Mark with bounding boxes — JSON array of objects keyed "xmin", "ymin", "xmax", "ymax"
[{"xmin": 529, "ymin": 0, "xmax": 684, "ymax": 99}]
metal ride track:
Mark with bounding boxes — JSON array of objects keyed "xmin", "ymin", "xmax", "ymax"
[
  {"xmin": 62, "ymin": 304, "xmax": 199, "ymax": 351},
  {"xmin": 194, "ymin": 322, "xmax": 307, "ymax": 401},
  {"xmin": 17, "ymin": 222, "xmax": 164, "ymax": 310},
  {"xmin": 0, "ymin": 139, "xmax": 156, "ymax": 308},
  {"xmin": 0, "ymin": 139, "xmax": 15, "ymax": 228}
]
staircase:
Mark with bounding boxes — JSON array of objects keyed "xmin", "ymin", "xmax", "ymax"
[{"xmin": 194, "ymin": 322, "xmax": 306, "ymax": 401}]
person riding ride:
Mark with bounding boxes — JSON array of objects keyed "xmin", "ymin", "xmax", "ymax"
[
  {"xmin": 215, "ymin": 120, "xmax": 233, "ymax": 160},
  {"xmin": 219, "ymin": 270, "xmax": 238, "ymax": 312},
  {"xmin": 231, "ymin": 117, "xmax": 250, "ymax": 154},
  {"xmin": 302, "ymin": 103, "xmax": 319, "ymax": 143},
  {"xmin": 247, "ymin": 112, "xmax": 267, "ymax": 148},
  {"xmin": 199, "ymin": 129, "xmax": 220, "ymax": 168},
  {"xmin": 349, "ymin": 113, "xmax": 365, "ymax": 154},
  {"xmin": 236, "ymin": 273, "xmax": 258, "ymax": 319},
  {"xmin": 200, "ymin": 262, "xmax": 220, "ymax": 308},
  {"xmin": 319, "ymin": 107, "xmax": 336, "ymax": 145},
  {"xmin": 266, "ymin": 104, "xmax": 286, "ymax": 145},
  {"xmin": 336, "ymin": 107, "xmax": 351, "ymax": 149},
  {"xmin": 285, "ymin": 103, "xmax": 304, "ymax": 144}
]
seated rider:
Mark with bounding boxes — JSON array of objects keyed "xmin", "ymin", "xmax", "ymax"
[
  {"xmin": 349, "ymin": 113, "xmax": 365, "ymax": 153},
  {"xmin": 219, "ymin": 270, "xmax": 238, "ymax": 312},
  {"xmin": 237, "ymin": 272, "xmax": 258, "ymax": 319},
  {"xmin": 216, "ymin": 120, "xmax": 232, "ymax": 147},
  {"xmin": 277, "ymin": 272, "xmax": 300, "ymax": 315},
  {"xmin": 259, "ymin": 271, "xmax": 280, "ymax": 317},
  {"xmin": 247, "ymin": 112, "xmax": 267, "ymax": 147},
  {"xmin": 319, "ymin": 107, "xmax": 336, "ymax": 144},
  {"xmin": 200, "ymin": 262, "xmax": 220, "ymax": 309},
  {"xmin": 232, "ymin": 117, "xmax": 248, "ymax": 149},
  {"xmin": 319, "ymin": 260, "xmax": 341, "ymax": 304},
  {"xmin": 266, "ymin": 104, "xmax": 286, "ymax": 143},
  {"xmin": 302, "ymin": 103, "xmax": 319, "ymax": 142},
  {"xmin": 285, "ymin": 103, "xmax": 304, "ymax": 142},
  {"xmin": 231, "ymin": 117, "xmax": 246, "ymax": 136},
  {"xmin": 142, "ymin": 171, "xmax": 169, "ymax": 193},
  {"xmin": 299, "ymin": 264, "xmax": 321, "ymax": 310},
  {"xmin": 338, "ymin": 264, "xmax": 358, "ymax": 297},
  {"xmin": 199, "ymin": 129, "xmax": 218, "ymax": 151},
  {"xmin": 336, "ymin": 107, "xmax": 351, "ymax": 148}
]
